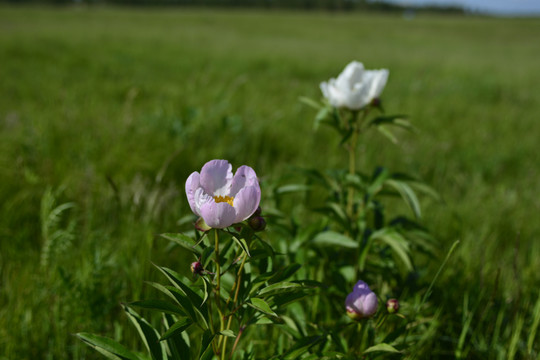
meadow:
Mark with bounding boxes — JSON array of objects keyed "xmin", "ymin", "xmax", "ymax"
[{"xmin": 0, "ymin": 5, "xmax": 539, "ymax": 359}]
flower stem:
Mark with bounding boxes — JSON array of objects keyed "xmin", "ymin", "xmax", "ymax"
[
  {"xmin": 221, "ymin": 251, "xmax": 248, "ymax": 359},
  {"xmin": 346, "ymin": 110, "xmax": 360, "ymax": 220},
  {"xmin": 214, "ymin": 229, "xmax": 225, "ymax": 356}
]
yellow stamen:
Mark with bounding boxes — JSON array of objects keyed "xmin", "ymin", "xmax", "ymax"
[{"xmin": 213, "ymin": 195, "xmax": 234, "ymax": 207}]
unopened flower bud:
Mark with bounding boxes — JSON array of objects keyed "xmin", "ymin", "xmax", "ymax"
[
  {"xmin": 190, "ymin": 261, "xmax": 204, "ymax": 276},
  {"xmin": 371, "ymin": 97, "xmax": 381, "ymax": 108},
  {"xmin": 345, "ymin": 280, "xmax": 378, "ymax": 320},
  {"xmin": 253, "ymin": 206, "xmax": 262, "ymax": 217},
  {"xmin": 386, "ymin": 299, "xmax": 399, "ymax": 314},
  {"xmin": 248, "ymin": 216, "xmax": 266, "ymax": 232}
]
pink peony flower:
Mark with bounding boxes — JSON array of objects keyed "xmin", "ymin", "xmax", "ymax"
[
  {"xmin": 345, "ymin": 280, "xmax": 378, "ymax": 320},
  {"xmin": 185, "ymin": 160, "xmax": 261, "ymax": 229}
]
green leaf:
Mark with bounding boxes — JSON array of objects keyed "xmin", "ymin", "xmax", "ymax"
[
  {"xmin": 269, "ymin": 263, "xmax": 302, "ymax": 283},
  {"xmin": 122, "ymin": 304, "xmax": 167, "ymax": 360},
  {"xmin": 275, "ymin": 184, "xmax": 311, "ymax": 194},
  {"xmin": 385, "ymin": 179, "xmax": 422, "ymax": 219},
  {"xmin": 282, "ymin": 336, "xmax": 325, "ymax": 359},
  {"xmin": 363, "ymin": 343, "xmax": 401, "ymax": 354},
  {"xmin": 376, "ymin": 125, "xmax": 398, "ymax": 144},
  {"xmin": 201, "ymin": 246, "xmax": 215, "ymax": 267},
  {"xmin": 314, "ymin": 107, "xmax": 333, "ymax": 130},
  {"xmin": 249, "ymin": 298, "xmax": 278, "ymax": 317},
  {"xmin": 311, "ymin": 231, "xmax": 358, "ymax": 249},
  {"xmin": 198, "ymin": 330, "xmax": 214, "ymax": 360},
  {"xmin": 146, "ymin": 282, "xmax": 203, "ymax": 328},
  {"xmin": 160, "ymin": 233, "xmax": 202, "ymax": 256},
  {"xmin": 163, "ymin": 314, "xmax": 191, "ymax": 360},
  {"xmin": 219, "ymin": 329, "xmax": 236, "ymax": 337},
  {"xmin": 159, "ymin": 317, "xmax": 193, "ymax": 342},
  {"xmin": 154, "ymin": 265, "xmax": 205, "ymax": 307},
  {"xmin": 367, "ymin": 167, "xmax": 390, "ymax": 197},
  {"xmin": 128, "ymin": 299, "xmax": 185, "ymax": 316},
  {"xmin": 258, "ymin": 282, "xmax": 303, "ymax": 297},
  {"xmin": 76, "ymin": 333, "xmax": 142, "ymax": 360},
  {"xmin": 201, "ymin": 276, "xmax": 210, "ymax": 306},
  {"xmin": 232, "ymin": 236, "xmax": 251, "ymax": 257},
  {"xmin": 371, "ymin": 229, "xmax": 413, "ymax": 272},
  {"xmin": 368, "ymin": 114, "xmax": 410, "ymax": 129},
  {"xmin": 299, "ymin": 96, "xmax": 323, "ymax": 110}
]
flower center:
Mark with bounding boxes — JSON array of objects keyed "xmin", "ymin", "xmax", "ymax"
[{"xmin": 213, "ymin": 195, "xmax": 234, "ymax": 207}]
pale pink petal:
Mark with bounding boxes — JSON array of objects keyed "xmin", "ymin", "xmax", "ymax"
[
  {"xmin": 230, "ymin": 165, "xmax": 259, "ymax": 197},
  {"xmin": 200, "ymin": 160, "xmax": 233, "ymax": 197},
  {"xmin": 185, "ymin": 172, "xmax": 200, "ymax": 215},
  {"xmin": 233, "ymin": 185, "xmax": 261, "ymax": 223},
  {"xmin": 200, "ymin": 201, "xmax": 237, "ymax": 229},
  {"xmin": 193, "ymin": 188, "xmax": 212, "ymax": 216}
]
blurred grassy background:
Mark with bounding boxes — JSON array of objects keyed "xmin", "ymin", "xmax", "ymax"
[{"xmin": 0, "ymin": 5, "xmax": 539, "ymax": 359}]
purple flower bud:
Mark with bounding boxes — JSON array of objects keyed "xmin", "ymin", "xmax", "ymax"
[
  {"xmin": 248, "ymin": 216, "xmax": 266, "ymax": 232},
  {"xmin": 386, "ymin": 299, "xmax": 399, "ymax": 314},
  {"xmin": 253, "ymin": 206, "xmax": 262, "ymax": 217},
  {"xmin": 345, "ymin": 280, "xmax": 378, "ymax": 320},
  {"xmin": 190, "ymin": 261, "xmax": 204, "ymax": 276}
]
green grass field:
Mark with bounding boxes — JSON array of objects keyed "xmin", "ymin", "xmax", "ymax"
[{"xmin": 1, "ymin": 5, "xmax": 539, "ymax": 359}]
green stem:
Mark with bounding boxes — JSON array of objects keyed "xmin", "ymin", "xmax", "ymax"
[
  {"xmin": 346, "ymin": 111, "xmax": 360, "ymax": 220},
  {"xmin": 221, "ymin": 251, "xmax": 248, "ymax": 359},
  {"xmin": 214, "ymin": 229, "xmax": 225, "ymax": 357}
]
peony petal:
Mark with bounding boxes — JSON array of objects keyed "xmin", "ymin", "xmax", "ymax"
[
  {"xmin": 361, "ymin": 292, "xmax": 378, "ymax": 316},
  {"xmin": 365, "ymin": 69, "xmax": 389, "ymax": 100},
  {"xmin": 193, "ymin": 187, "xmax": 212, "ymax": 216},
  {"xmin": 200, "ymin": 160, "xmax": 233, "ymax": 197},
  {"xmin": 347, "ymin": 84, "xmax": 370, "ymax": 110},
  {"xmin": 230, "ymin": 165, "xmax": 259, "ymax": 197},
  {"xmin": 327, "ymin": 81, "xmax": 347, "ymax": 108},
  {"xmin": 233, "ymin": 185, "xmax": 261, "ymax": 223},
  {"xmin": 200, "ymin": 200, "xmax": 237, "ymax": 229},
  {"xmin": 336, "ymin": 61, "xmax": 364, "ymax": 90},
  {"xmin": 185, "ymin": 171, "xmax": 201, "ymax": 216}
]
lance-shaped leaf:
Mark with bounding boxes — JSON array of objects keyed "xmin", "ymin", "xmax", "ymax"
[
  {"xmin": 363, "ymin": 343, "xmax": 401, "ymax": 354},
  {"xmin": 282, "ymin": 335, "xmax": 325, "ymax": 360},
  {"xmin": 159, "ymin": 317, "xmax": 193, "ymax": 342},
  {"xmin": 163, "ymin": 314, "xmax": 191, "ymax": 360},
  {"xmin": 128, "ymin": 299, "xmax": 186, "ymax": 316},
  {"xmin": 160, "ymin": 233, "xmax": 202, "ymax": 256},
  {"xmin": 198, "ymin": 330, "xmax": 215, "ymax": 360},
  {"xmin": 146, "ymin": 282, "xmax": 208, "ymax": 329},
  {"xmin": 76, "ymin": 333, "xmax": 142, "ymax": 360},
  {"xmin": 154, "ymin": 265, "xmax": 206, "ymax": 308},
  {"xmin": 232, "ymin": 236, "xmax": 251, "ymax": 257},
  {"xmin": 385, "ymin": 179, "xmax": 422, "ymax": 219},
  {"xmin": 249, "ymin": 298, "xmax": 278, "ymax": 317},
  {"xmin": 311, "ymin": 231, "xmax": 358, "ymax": 249},
  {"xmin": 122, "ymin": 304, "xmax": 167, "ymax": 360},
  {"xmin": 371, "ymin": 229, "xmax": 413, "ymax": 272},
  {"xmin": 258, "ymin": 282, "xmax": 303, "ymax": 297}
]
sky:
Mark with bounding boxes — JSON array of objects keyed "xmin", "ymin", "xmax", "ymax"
[{"xmin": 378, "ymin": 0, "xmax": 540, "ymax": 15}]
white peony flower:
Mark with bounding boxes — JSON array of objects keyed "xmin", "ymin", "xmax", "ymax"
[{"xmin": 320, "ymin": 61, "xmax": 389, "ymax": 110}]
